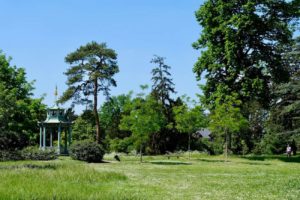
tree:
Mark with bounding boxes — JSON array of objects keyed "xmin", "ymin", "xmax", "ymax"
[
  {"xmin": 100, "ymin": 93, "xmax": 132, "ymax": 140},
  {"xmin": 150, "ymin": 55, "xmax": 178, "ymax": 153},
  {"xmin": 173, "ymin": 96, "xmax": 208, "ymax": 159},
  {"xmin": 262, "ymin": 37, "xmax": 300, "ymax": 154},
  {"xmin": 72, "ymin": 110, "xmax": 95, "ymax": 141},
  {"xmin": 119, "ymin": 86, "xmax": 166, "ymax": 162},
  {"xmin": 266, "ymin": 72, "xmax": 300, "ymax": 153},
  {"xmin": 0, "ymin": 51, "xmax": 46, "ymax": 150},
  {"xmin": 209, "ymin": 89, "xmax": 248, "ymax": 159},
  {"xmin": 193, "ymin": 0, "xmax": 300, "ymax": 110},
  {"xmin": 151, "ymin": 55, "xmax": 176, "ymax": 108},
  {"xmin": 59, "ymin": 42, "xmax": 119, "ymax": 143}
]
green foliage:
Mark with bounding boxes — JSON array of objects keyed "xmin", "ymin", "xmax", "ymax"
[
  {"xmin": 193, "ymin": 0, "xmax": 300, "ymax": 109},
  {"xmin": 100, "ymin": 93, "xmax": 132, "ymax": 141},
  {"xmin": 59, "ymin": 41, "xmax": 119, "ymax": 143},
  {"xmin": 209, "ymin": 90, "xmax": 248, "ymax": 156},
  {"xmin": 120, "ymin": 87, "xmax": 166, "ymax": 160},
  {"xmin": 150, "ymin": 55, "xmax": 176, "ymax": 107},
  {"xmin": 21, "ymin": 146, "xmax": 58, "ymax": 160},
  {"xmin": 0, "ymin": 51, "xmax": 46, "ymax": 149},
  {"xmin": 72, "ymin": 110, "xmax": 95, "ymax": 141},
  {"xmin": 173, "ymin": 97, "xmax": 207, "ymax": 135},
  {"xmin": 173, "ymin": 97, "xmax": 208, "ymax": 155},
  {"xmin": 266, "ymin": 58, "xmax": 300, "ymax": 154},
  {"xmin": 0, "ymin": 150, "xmax": 23, "ymax": 161},
  {"xmin": 109, "ymin": 137, "xmax": 134, "ymax": 153},
  {"xmin": 70, "ymin": 140, "xmax": 105, "ymax": 163}
]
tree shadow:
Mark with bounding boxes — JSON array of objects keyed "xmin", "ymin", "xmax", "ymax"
[
  {"xmin": 241, "ymin": 155, "xmax": 300, "ymax": 163},
  {"xmin": 149, "ymin": 161, "xmax": 192, "ymax": 165},
  {"xmin": 0, "ymin": 163, "xmax": 58, "ymax": 170},
  {"xmin": 196, "ymin": 158, "xmax": 230, "ymax": 163}
]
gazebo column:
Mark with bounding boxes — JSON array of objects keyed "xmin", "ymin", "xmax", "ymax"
[
  {"xmin": 50, "ymin": 128, "xmax": 53, "ymax": 148},
  {"xmin": 43, "ymin": 126, "xmax": 46, "ymax": 150},
  {"xmin": 64, "ymin": 128, "xmax": 68, "ymax": 154},
  {"xmin": 58, "ymin": 125, "xmax": 61, "ymax": 154},
  {"xmin": 68, "ymin": 126, "xmax": 72, "ymax": 145},
  {"xmin": 39, "ymin": 126, "xmax": 42, "ymax": 149}
]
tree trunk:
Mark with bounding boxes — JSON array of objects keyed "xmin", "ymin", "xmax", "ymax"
[
  {"xmin": 93, "ymin": 78, "xmax": 101, "ymax": 143},
  {"xmin": 140, "ymin": 144, "xmax": 143, "ymax": 163},
  {"xmin": 188, "ymin": 133, "xmax": 191, "ymax": 160},
  {"xmin": 225, "ymin": 129, "xmax": 228, "ymax": 161}
]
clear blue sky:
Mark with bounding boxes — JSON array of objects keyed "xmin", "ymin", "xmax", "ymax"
[{"xmin": 0, "ymin": 0, "xmax": 204, "ymax": 112}]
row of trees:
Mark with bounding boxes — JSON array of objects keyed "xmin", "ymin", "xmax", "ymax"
[
  {"xmin": 65, "ymin": 0, "xmax": 300, "ymax": 156},
  {"xmin": 66, "ymin": 48, "xmax": 208, "ymax": 156},
  {"xmin": 1, "ymin": 0, "xmax": 299, "ymax": 156},
  {"xmin": 193, "ymin": 0, "xmax": 300, "ymax": 154}
]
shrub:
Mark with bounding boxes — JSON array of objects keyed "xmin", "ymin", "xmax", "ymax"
[
  {"xmin": 21, "ymin": 146, "xmax": 58, "ymax": 160},
  {"xmin": 69, "ymin": 140, "xmax": 105, "ymax": 163},
  {"xmin": 0, "ymin": 150, "xmax": 23, "ymax": 161}
]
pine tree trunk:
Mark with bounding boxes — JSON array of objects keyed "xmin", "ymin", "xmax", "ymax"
[{"xmin": 93, "ymin": 79, "xmax": 101, "ymax": 143}]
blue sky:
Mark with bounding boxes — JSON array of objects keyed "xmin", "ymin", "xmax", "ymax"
[{"xmin": 0, "ymin": 0, "xmax": 204, "ymax": 112}]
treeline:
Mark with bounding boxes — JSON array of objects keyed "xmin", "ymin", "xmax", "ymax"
[
  {"xmin": 71, "ymin": 55, "xmax": 208, "ymax": 155},
  {"xmin": 1, "ymin": 0, "xmax": 300, "ymax": 157},
  {"xmin": 69, "ymin": 0, "xmax": 300, "ymax": 156}
]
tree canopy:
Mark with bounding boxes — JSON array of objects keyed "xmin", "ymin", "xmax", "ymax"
[
  {"xmin": 59, "ymin": 42, "xmax": 119, "ymax": 143},
  {"xmin": 0, "ymin": 51, "xmax": 46, "ymax": 150},
  {"xmin": 193, "ymin": 0, "xmax": 300, "ymax": 109}
]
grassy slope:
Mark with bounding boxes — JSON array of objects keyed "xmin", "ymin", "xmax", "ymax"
[{"xmin": 0, "ymin": 154, "xmax": 299, "ymax": 200}]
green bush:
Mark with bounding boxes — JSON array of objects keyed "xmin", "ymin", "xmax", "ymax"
[
  {"xmin": 70, "ymin": 140, "xmax": 105, "ymax": 163},
  {"xmin": 0, "ymin": 150, "xmax": 23, "ymax": 161},
  {"xmin": 21, "ymin": 146, "xmax": 58, "ymax": 160}
]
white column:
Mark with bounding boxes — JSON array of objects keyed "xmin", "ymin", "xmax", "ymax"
[
  {"xmin": 43, "ymin": 127, "xmax": 46, "ymax": 150},
  {"xmin": 39, "ymin": 126, "xmax": 42, "ymax": 149},
  {"xmin": 58, "ymin": 125, "xmax": 61, "ymax": 154},
  {"xmin": 50, "ymin": 128, "xmax": 53, "ymax": 148}
]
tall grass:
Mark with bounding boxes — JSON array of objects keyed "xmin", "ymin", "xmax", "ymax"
[{"xmin": 0, "ymin": 155, "xmax": 299, "ymax": 199}]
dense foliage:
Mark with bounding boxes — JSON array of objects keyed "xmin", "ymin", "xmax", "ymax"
[
  {"xmin": 0, "ymin": 51, "xmax": 46, "ymax": 151},
  {"xmin": 21, "ymin": 146, "xmax": 57, "ymax": 160},
  {"xmin": 120, "ymin": 86, "xmax": 166, "ymax": 161},
  {"xmin": 193, "ymin": 0, "xmax": 300, "ymax": 154},
  {"xmin": 69, "ymin": 140, "xmax": 105, "ymax": 162},
  {"xmin": 193, "ymin": 0, "xmax": 300, "ymax": 109}
]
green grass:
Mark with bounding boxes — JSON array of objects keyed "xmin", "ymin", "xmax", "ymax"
[{"xmin": 0, "ymin": 154, "xmax": 299, "ymax": 200}]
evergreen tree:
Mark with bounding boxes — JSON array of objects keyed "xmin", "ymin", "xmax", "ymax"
[
  {"xmin": 150, "ymin": 55, "xmax": 178, "ymax": 153},
  {"xmin": 151, "ymin": 55, "xmax": 176, "ymax": 108},
  {"xmin": 59, "ymin": 42, "xmax": 119, "ymax": 143}
]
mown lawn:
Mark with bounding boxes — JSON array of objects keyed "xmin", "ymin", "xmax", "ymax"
[{"xmin": 0, "ymin": 154, "xmax": 299, "ymax": 200}]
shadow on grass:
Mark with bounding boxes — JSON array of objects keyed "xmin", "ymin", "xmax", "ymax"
[
  {"xmin": 241, "ymin": 155, "xmax": 300, "ymax": 163},
  {"xmin": 0, "ymin": 164, "xmax": 58, "ymax": 170},
  {"xmin": 197, "ymin": 158, "xmax": 230, "ymax": 163},
  {"xmin": 237, "ymin": 161, "xmax": 271, "ymax": 166},
  {"xmin": 149, "ymin": 161, "xmax": 192, "ymax": 165}
]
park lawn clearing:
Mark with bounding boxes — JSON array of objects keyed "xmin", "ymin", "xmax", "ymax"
[{"xmin": 0, "ymin": 155, "xmax": 299, "ymax": 200}]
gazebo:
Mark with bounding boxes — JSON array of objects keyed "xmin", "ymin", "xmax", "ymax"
[
  {"xmin": 38, "ymin": 87, "xmax": 73, "ymax": 154},
  {"xmin": 38, "ymin": 104, "xmax": 72, "ymax": 154}
]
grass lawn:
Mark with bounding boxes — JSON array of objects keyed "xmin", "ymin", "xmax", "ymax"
[{"xmin": 0, "ymin": 153, "xmax": 299, "ymax": 200}]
